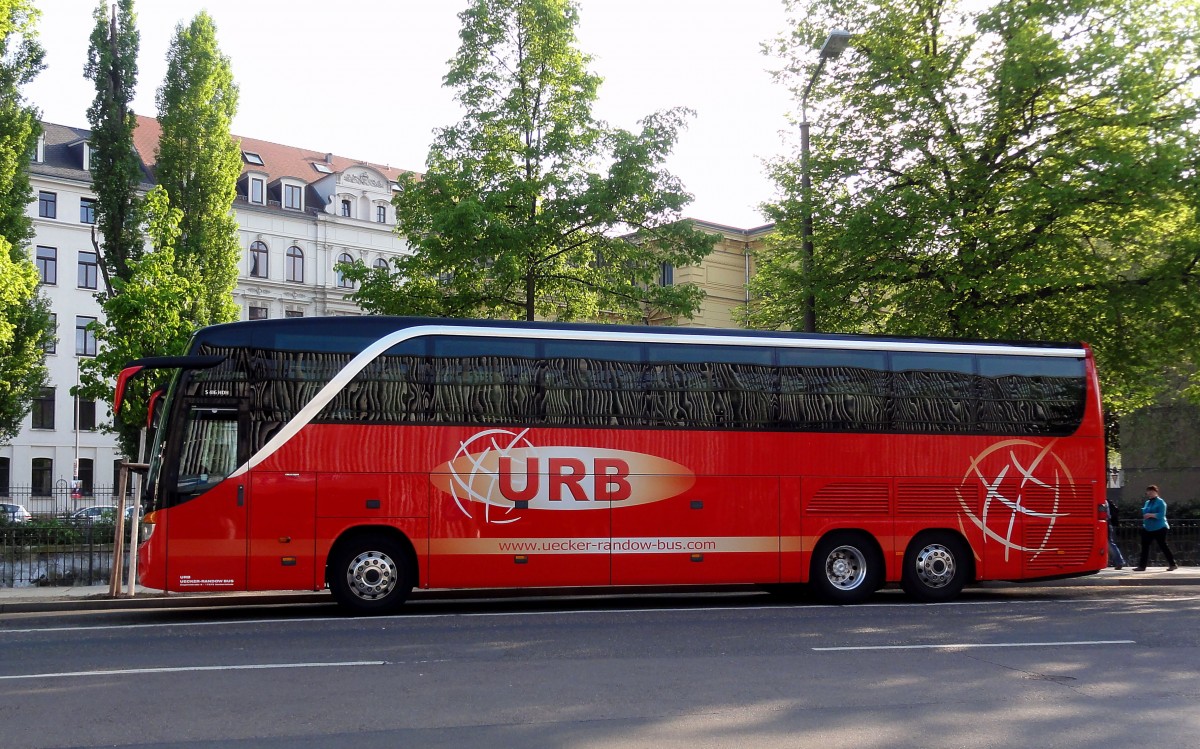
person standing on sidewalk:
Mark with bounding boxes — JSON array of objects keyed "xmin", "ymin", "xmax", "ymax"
[
  {"xmin": 1134, "ymin": 485, "xmax": 1178, "ymax": 571},
  {"xmin": 1106, "ymin": 498, "xmax": 1126, "ymax": 569}
]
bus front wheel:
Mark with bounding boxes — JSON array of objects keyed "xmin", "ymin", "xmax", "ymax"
[
  {"xmin": 810, "ymin": 532, "xmax": 882, "ymax": 604},
  {"xmin": 901, "ymin": 532, "xmax": 971, "ymax": 602},
  {"xmin": 328, "ymin": 532, "xmax": 412, "ymax": 615}
]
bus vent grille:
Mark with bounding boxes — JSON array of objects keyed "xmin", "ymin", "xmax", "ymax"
[
  {"xmin": 808, "ymin": 483, "xmax": 890, "ymax": 515},
  {"xmin": 1018, "ymin": 483, "xmax": 1095, "ymax": 516},
  {"xmin": 1024, "ymin": 525, "xmax": 1094, "ymax": 570},
  {"xmin": 896, "ymin": 484, "xmax": 969, "ymax": 516}
]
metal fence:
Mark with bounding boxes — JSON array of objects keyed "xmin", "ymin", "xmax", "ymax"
[
  {"xmin": 1, "ymin": 516, "xmax": 1193, "ymax": 589},
  {"xmin": 1, "ymin": 485, "xmax": 136, "ymax": 520},
  {"xmin": 0, "ymin": 520, "xmax": 136, "ymax": 587},
  {"xmin": 1112, "ymin": 520, "xmax": 1199, "ymax": 568}
]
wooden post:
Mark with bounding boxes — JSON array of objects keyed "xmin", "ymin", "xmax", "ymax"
[{"xmin": 109, "ymin": 464, "xmax": 129, "ymax": 598}]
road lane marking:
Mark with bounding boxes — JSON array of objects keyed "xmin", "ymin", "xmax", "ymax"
[
  {"xmin": 813, "ymin": 640, "xmax": 1135, "ymax": 652},
  {"xmin": 0, "ymin": 660, "xmax": 387, "ymax": 681}
]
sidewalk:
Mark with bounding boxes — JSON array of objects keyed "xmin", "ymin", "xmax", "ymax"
[{"xmin": 1, "ymin": 566, "xmax": 1196, "ymax": 615}]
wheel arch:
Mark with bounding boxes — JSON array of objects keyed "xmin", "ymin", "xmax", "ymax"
[
  {"xmin": 324, "ymin": 525, "xmax": 419, "ymax": 590},
  {"xmin": 805, "ymin": 527, "xmax": 885, "ymax": 583},
  {"xmin": 905, "ymin": 528, "xmax": 977, "ymax": 582}
]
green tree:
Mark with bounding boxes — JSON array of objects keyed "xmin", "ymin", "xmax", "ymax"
[
  {"xmin": 345, "ymin": 0, "xmax": 714, "ymax": 322},
  {"xmin": 153, "ymin": 11, "xmax": 240, "ymax": 326},
  {"xmin": 83, "ymin": 0, "xmax": 143, "ymax": 292},
  {"xmin": 0, "ymin": 0, "xmax": 52, "ymax": 443},
  {"xmin": 78, "ymin": 187, "xmax": 198, "ymax": 457},
  {"xmin": 752, "ymin": 0, "xmax": 1200, "ymax": 415}
]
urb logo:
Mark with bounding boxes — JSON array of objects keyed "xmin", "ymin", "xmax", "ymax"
[{"xmin": 430, "ymin": 429, "xmax": 695, "ymax": 524}]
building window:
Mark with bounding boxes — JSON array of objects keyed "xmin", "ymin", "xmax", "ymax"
[
  {"xmin": 284, "ymin": 184, "xmax": 303, "ymax": 210},
  {"xmin": 38, "ymin": 191, "xmax": 56, "ymax": 218},
  {"xmin": 286, "ymin": 246, "xmax": 304, "ymax": 283},
  {"xmin": 341, "ymin": 199, "xmax": 351, "ymax": 217},
  {"xmin": 80, "ymin": 198, "xmax": 97, "ymax": 224},
  {"xmin": 376, "ymin": 205, "xmax": 386, "ymax": 223},
  {"xmin": 660, "ymin": 262, "xmax": 674, "ymax": 286},
  {"xmin": 251, "ymin": 177, "xmax": 264, "ymax": 204},
  {"xmin": 77, "ymin": 458, "xmax": 94, "ymax": 494},
  {"xmin": 36, "ymin": 246, "xmax": 56, "ymax": 285},
  {"xmin": 284, "ymin": 310, "xmax": 304, "ymax": 318},
  {"xmin": 75, "ymin": 396, "xmax": 97, "ymax": 431},
  {"xmin": 373, "ymin": 258, "xmax": 389, "ymax": 271},
  {"xmin": 76, "ymin": 316, "xmax": 97, "ymax": 357},
  {"xmin": 249, "ymin": 241, "xmax": 269, "ymax": 278},
  {"xmin": 32, "ymin": 388, "xmax": 55, "ymax": 429},
  {"xmin": 78, "ymin": 251, "xmax": 99, "ymax": 289},
  {"xmin": 243, "ymin": 151, "xmax": 264, "ymax": 166},
  {"xmin": 31, "ymin": 458, "xmax": 53, "ymax": 496},
  {"xmin": 336, "ymin": 252, "xmax": 355, "ymax": 288},
  {"xmin": 0, "ymin": 457, "xmax": 9, "ymax": 496},
  {"xmin": 44, "ymin": 314, "xmax": 56, "ymax": 354},
  {"xmin": 249, "ymin": 306, "xmax": 268, "ymax": 320}
]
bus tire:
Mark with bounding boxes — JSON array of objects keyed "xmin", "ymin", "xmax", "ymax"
[
  {"xmin": 901, "ymin": 532, "xmax": 971, "ymax": 603},
  {"xmin": 328, "ymin": 532, "xmax": 412, "ymax": 615},
  {"xmin": 809, "ymin": 531, "xmax": 882, "ymax": 604}
]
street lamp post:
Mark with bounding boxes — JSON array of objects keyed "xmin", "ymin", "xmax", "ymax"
[{"xmin": 799, "ymin": 29, "xmax": 852, "ymax": 333}]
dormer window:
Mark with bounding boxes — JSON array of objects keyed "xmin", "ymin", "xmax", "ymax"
[
  {"xmin": 283, "ymin": 184, "xmax": 303, "ymax": 211},
  {"xmin": 243, "ymin": 151, "xmax": 264, "ymax": 166},
  {"xmin": 82, "ymin": 142, "xmax": 92, "ymax": 171},
  {"xmin": 250, "ymin": 177, "xmax": 264, "ymax": 204},
  {"xmin": 33, "ymin": 133, "xmax": 45, "ymax": 163}
]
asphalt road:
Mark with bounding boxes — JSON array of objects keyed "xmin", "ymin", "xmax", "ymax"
[{"xmin": 2, "ymin": 587, "xmax": 1198, "ymax": 749}]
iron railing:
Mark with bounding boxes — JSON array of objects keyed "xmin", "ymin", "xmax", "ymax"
[
  {"xmin": 1, "ymin": 485, "xmax": 136, "ymax": 520},
  {"xmin": 1, "ymin": 519, "xmax": 137, "ymax": 587},
  {"xmin": 1112, "ymin": 519, "xmax": 1198, "ymax": 568}
]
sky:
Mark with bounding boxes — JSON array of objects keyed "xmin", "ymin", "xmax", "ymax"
[{"xmin": 22, "ymin": 0, "xmax": 799, "ymax": 229}]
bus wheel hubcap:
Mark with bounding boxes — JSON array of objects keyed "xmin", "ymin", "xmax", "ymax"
[
  {"xmin": 915, "ymin": 545, "xmax": 955, "ymax": 588},
  {"xmin": 347, "ymin": 550, "xmax": 398, "ymax": 600},
  {"xmin": 826, "ymin": 546, "xmax": 867, "ymax": 590}
]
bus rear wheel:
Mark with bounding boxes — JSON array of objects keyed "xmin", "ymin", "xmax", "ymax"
[
  {"xmin": 810, "ymin": 532, "xmax": 882, "ymax": 604},
  {"xmin": 329, "ymin": 533, "xmax": 412, "ymax": 615},
  {"xmin": 901, "ymin": 532, "xmax": 971, "ymax": 602}
]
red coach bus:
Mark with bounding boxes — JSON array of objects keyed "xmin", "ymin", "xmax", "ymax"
[{"xmin": 117, "ymin": 317, "xmax": 1107, "ymax": 614}]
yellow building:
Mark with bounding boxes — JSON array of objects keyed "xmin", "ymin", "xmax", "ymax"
[{"xmin": 648, "ymin": 219, "xmax": 774, "ymax": 329}]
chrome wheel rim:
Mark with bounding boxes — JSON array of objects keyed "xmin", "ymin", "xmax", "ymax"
[
  {"xmin": 345, "ymin": 550, "xmax": 398, "ymax": 601},
  {"xmin": 824, "ymin": 545, "xmax": 868, "ymax": 591},
  {"xmin": 914, "ymin": 544, "xmax": 956, "ymax": 589}
]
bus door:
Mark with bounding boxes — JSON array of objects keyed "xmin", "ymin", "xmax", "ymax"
[
  {"xmin": 248, "ymin": 471, "xmax": 317, "ymax": 591},
  {"xmin": 163, "ymin": 402, "xmax": 248, "ymax": 592}
]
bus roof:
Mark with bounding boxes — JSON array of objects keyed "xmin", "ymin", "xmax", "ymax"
[{"xmin": 189, "ymin": 316, "xmax": 1088, "ymax": 358}]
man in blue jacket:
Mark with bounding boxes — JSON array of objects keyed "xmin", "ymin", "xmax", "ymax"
[{"xmin": 1133, "ymin": 485, "xmax": 1178, "ymax": 571}]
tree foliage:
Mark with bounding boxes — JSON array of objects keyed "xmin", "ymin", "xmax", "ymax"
[
  {"xmin": 752, "ymin": 0, "xmax": 1200, "ymax": 416},
  {"xmin": 153, "ymin": 11, "xmax": 240, "ymax": 326},
  {"xmin": 84, "ymin": 0, "xmax": 142, "ymax": 292},
  {"xmin": 345, "ymin": 0, "xmax": 714, "ymax": 322},
  {"xmin": 0, "ymin": 0, "xmax": 51, "ymax": 443},
  {"xmin": 78, "ymin": 187, "xmax": 198, "ymax": 457}
]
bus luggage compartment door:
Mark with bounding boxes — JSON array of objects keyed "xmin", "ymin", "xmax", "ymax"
[{"xmin": 248, "ymin": 472, "xmax": 317, "ymax": 591}]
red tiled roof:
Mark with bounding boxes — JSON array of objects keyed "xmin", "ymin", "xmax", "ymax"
[{"xmin": 133, "ymin": 114, "xmax": 414, "ymax": 185}]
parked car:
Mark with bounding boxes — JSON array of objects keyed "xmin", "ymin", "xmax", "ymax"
[
  {"xmin": 68, "ymin": 505, "xmax": 143, "ymax": 523},
  {"xmin": 1, "ymin": 503, "xmax": 33, "ymax": 523}
]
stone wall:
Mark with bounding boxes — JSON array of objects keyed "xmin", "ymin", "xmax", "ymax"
[{"xmin": 1121, "ymin": 401, "xmax": 1200, "ymax": 508}]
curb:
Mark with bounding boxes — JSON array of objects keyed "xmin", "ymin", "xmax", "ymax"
[{"xmin": 3, "ymin": 572, "xmax": 1198, "ymax": 615}]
